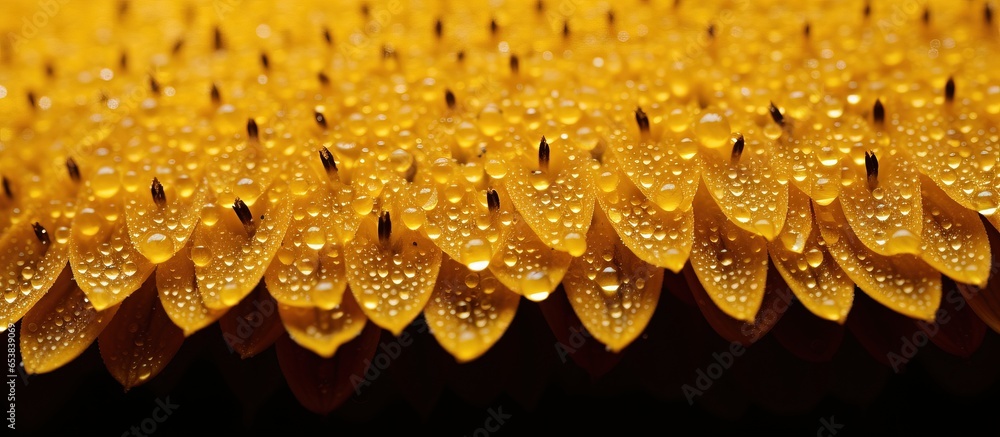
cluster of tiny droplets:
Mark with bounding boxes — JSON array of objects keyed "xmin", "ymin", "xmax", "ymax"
[{"xmin": 0, "ymin": 0, "xmax": 998, "ymax": 384}]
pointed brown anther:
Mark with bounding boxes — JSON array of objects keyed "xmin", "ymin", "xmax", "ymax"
[
  {"xmin": 378, "ymin": 211, "xmax": 392, "ymax": 246},
  {"xmin": 210, "ymin": 83, "xmax": 221, "ymax": 104},
  {"xmin": 32, "ymin": 222, "xmax": 50, "ymax": 246},
  {"xmin": 233, "ymin": 198, "xmax": 256, "ymax": 238},
  {"xmin": 487, "ymin": 188, "xmax": 500, "ymax": 214},
  {"xmin": 987, "ymin": 3, "xmax": 994, "ymax": 25},
  {"xmin": 804, "ymin": 22, "xmax": 811, "ymax": 38},
  {"xmin": 151, "ymin": 177, "xmax": 166, "ymax": 207},
  {"xmin": 538, "ymin": 136, "xmax": 550, "ymax": 172},
  {"xmin": 2, "ymin": 176, "xmax": 11, "ymax": 199},
  {"xmin": 445, "ymin": 89, "xmax": 456, "ymax": 109},
  {"xmin": 490, "ymin": 18, "xmax": 498, "ymax": 36},
  {"xmin": 635, "ymin": 107, "xmax": 650, "ymax": 133},
  {"xmin": 945, "ymin": 76, "xmax": 955, "ymax": 103},
  {"xmin": 457, "ymin": 51, "xmax": 465, "ymax": 62},
  {"xmin": 314, "ymin": 110, "xmax": 327, "ymax": 129},
  {"xmin": 318, "ymin": 71, "xmax": 330, "ymax": 86},
  {"xmin": 863, "ymin": 1, "xmax": 871, "ymax": 18},
  {"xmin": 172, "ymin": 38, "xmax": 185, "ymax": 55},
  {"xmin": 319, "ymin": 146, "xmax": 338, "ymax": 176},
  {"xmin": 536, "ymin": 0, "xmax": 544, "ymax": 13},
  {"xmin": 873, "ymin": 99, "xmax": 885, "ymax": 126},
  {"xmin": 323, "ymin": 27, "xmax": 333, "ymax": 45},
  {"xmin": 119, "ymin": 52, "xmax": 128, "ymax": 71},
  {"xmin": 707, "ymin": 24, "xmax": 716, "ymax": 40},
  {"xmin": 922, "ymin": 7, "xmax": 930, "ymax": 25},
  {"xmin": 435, "ymin": 18, "xmax": 443, "ymax": 39},
  {"xmin": 865, "ymin": 151, "xmax": 879, "ymax": 190},
  {"xmin": 769, "ymin": 101, "xmax": 784, "ymax": 127},
  {"xmin": 563, "ymin": 20, "xmax": 570, "ymax": 39},
  {"xmin": 731, "ymin": 134, "xmax": 745, "ymax": 163},
  {"xmin": 260, "ymin": 52, "xmax": 270, "ymax": 71},
  {"xmin": 608, "ymin": 10, "xmax": 615, "ymax": 26},
  {"xmin": 509, "ymin": 55, "xmax": 520, "ymax": 74},
  {"xmin": 66, "ymin": 157, "xmax": 80, "ymax": 182},
  {"xmin": 27, "ymin": 91, "xmax": 36, "ymax": 109},
  {"xmin": 214, "ymin": 26, "xmax": 224, "ymax": 51},
  {"xmin": 247, "ymin": 118, "xmax": 259, "ymax": 141},
  {"xmin": 149, "ymin": 75, "xmax": 160, "ymax": 95}
]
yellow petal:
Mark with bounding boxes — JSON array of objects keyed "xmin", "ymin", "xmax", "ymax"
[
  {"xmin": 278, "ymin": 291, "xmax": 367, "ymax": 358},
  {"xmin": 70, "ymin": 194, "xmax": 155, "ymax": 310},
  {"xmin": 775, "ymin": 184, "xmax": 813, "ymax": 253},
  {"xmin": 919, "ymin": 176, "xmax": 992, "ymax": 287},
  {"xmin": 0, "ymin": 164, "xmax": 77, "ymax": 328},
  {"xmin": 563, "ymin": 208, "xmax": 663, "ymax": 352},
  {"xmin": 346, "ymin": 212, "xmax": 442, "ymax": 335},
  {"xmin": 596, "ymin": 154, "xmax": 693, "ymax": 272},
  {"xmin": 839, "ymin": 153, "xmax": 923, "ymax": 255},
  {"xmin": 699, "ymin": 136, "xmax": 787, "ymax": 240},
  {"xmin": 155, "ymin": 242, "xmax": 226, "ymax": 336},
  {"xmin": 98, "ymin": 276, "xmax": 185, "ymax": 389},
  {"xmin": 424, "ymin": 180, "xmax": 512, "ymax": 272},
  {"xmin": 488, "ymin": 212, "xmax": 572, "ymax": 302},
  {"xmin": 125, "ymin": 174, "xmax": 208, "ymax": 264},
  {"xmin": 768, "ymin": 215, "xmax": 854, "ymax": 323},
  {"xmin": 690, "ymin": 185, "xmax": 769, "ymax": 322},
  {"xmin": 424, "ymin": 255, "xmax": 520, "ymax": 362},
  {"xmin": 194, "ymin": 181, "xmax": 291, "ymax": 309},
  {"xmin": 266, "ymin": 168, "xmax": 354, "ymax": 309},
  {"xmin": 609, "ymin": 131, "xmax": 700, "ymax": 212},
  {"xmin": 815, "ymin": 199, "xmax": 941, "ymax": 321},
  {"xmin": 504, "ymin": 138, "xmax": 594, "ymax": 256},
  {"xmin": 21, "ymin": 270, "xmax": 119, "ymax": 374}
]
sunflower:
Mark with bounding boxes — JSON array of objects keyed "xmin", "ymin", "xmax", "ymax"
[{"xmin": 2, "ymin": 0, "xmax": 1000, "ymax": 415}]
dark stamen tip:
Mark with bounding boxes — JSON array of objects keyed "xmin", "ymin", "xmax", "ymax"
[
  {"xmin": 509, "ymin": 55, "xmax": 520, "ymax": 74},
  {"xmin": 769, "ymin": 101, "xmax": 785, "ymax": 127},
  {"xmin": 151, "ymin": 177, "xmax": 166, "ymax": 207},
  {"xmin": 1, "ymin": 176, "xmax": 10, "ymax": 199},
  {"xmin": 707, "ymin": 24, "xmax": 716, "ymax": 39},
  {"xmin": 731, "ymin": 134, "xmax": 746, "ymax": 163},
  {"xmin": 319, "ymin": 146, "xmax": 338, "ymax": 175},
  {"xmin": 457, "ymin": 51, "xmax": 465, "ymax": 62},
  {"xmin": 536, "ymin": 0, "xmax": 544, "ymax": 13},
  {"xmin": 804, "ymin": 22, "xmax": 811, "ymax": 38},
  {"xmin": 635, "ymin": 107, "xmax": 650, "ymax": 133},
  {"xmin": 318, "ymin": 71, "xmax": 330, "ymax": 86},
  {"xmin": 445, "ymin": 89, "xmax": 456, "ymax": 109},
  {"xmin": 323, "ymin": 27, "xmax": 333, "ymax": 45},
  {"xmin": 247, "ymin": 118, "xmax": 259, "ymax": 141},
  {"xmin": 863, "ymin": 1, "xmax": 871, "ymax": 18},
  {"xmin": 538, "ymin": 136, "xmax": 550, "ymax": 171},
  {"xmin": 563, "ymin": 20, "xmax": 570, "ymax": 38},
  {"xmin": 315, "ymin": 110, "xmax": 327, "ymax": 129},
  {"xmin": 260, "ymin": 52, "xmax": 270, "ymax": 71},
  {"xmin": 873, "ymin": 99, "xmax": 885, "ymax": 126},
  {"xmin": 32, "ymin": 222, "xmax": 50, "ymax": 246},
  {"xmin": 922, "ymin": 7, "xmax": 930, "ymax": 25},
  {"xmin": 378, "ymin": 211, "xmax": 392, "ymax": 245},
  {"xmin": 233, "ymin": 198, "xmax": 256, "ymax": 238},
  {"xmin": 435, "ymin": 18, "xmax": 443, "ymax": 38},
  {"xmin": 608, "ymin": 10, "xmax": 615, "ymax": 26},
  {"xmin": 214, "ymin": 26, "xmax": 224, "ymax": 51},
  {"xmin": 865, "ymin": 151, "xmax": 879, "ymax": 189},
  {"xmin": 66, "ymin": 157, "xmax": 80, "ymax": 182},
  {"xmin": 210, "ymin": 83, "xmax": 221, "ymax": 104},
  {"xmin": 119, "ymin": 52, "xmax": 128, "ymax": 71},
  {"xmin": 487, "ymin": 188, "xmax": 500, "ymax": 214},
  {"xmin": 172, "ymin": 39, "xmax": 184, "ymax": 56},
  {"xmin": 987, "ymin": 3, "xmax": 994, "ymax": 25},
  {"xmin": 27, "ymin": 91, "xmax": 36, "ymax": 109},
  {"xmin": 149, "ymin": 75, "xmax": 160, "ymax": 95},
  {"xmin": 945, "ymin": 76, "xmax": 956, "ymax": 103},
  {"xmin": 490, "ymin": 18, "xmax": 498, "ymax": 36}
]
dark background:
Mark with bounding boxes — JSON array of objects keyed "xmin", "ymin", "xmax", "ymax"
[{"xmin": 9, "ymin": 275, "xmax": 1000, "ymax": 437}]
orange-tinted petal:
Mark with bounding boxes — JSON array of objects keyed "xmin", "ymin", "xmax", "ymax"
[
  {"xmin": 155, "ymin": 242, "xmax": 226, "ymax": 336},
  {"xmin": 125, "ymin": 175, "xmax": 207, "ymax": 264},
  {"xmin": 424, "ymin": 255, "xmax": 520, "ymax": 362},
  {"xmin": 98, "ymin": 276, "xmax": 185, "ymax": 389},
  {"xmin": 768, "ymin": 216, "xmax": 854, "ymax": 323},
  {"xmin": 194, "ymin": 182, "xmax": 291, "ymax": 309},
  {"xmin": 596, "ymin": 155, "xmax": 693, "ymax": 272},
  {"xmin": 21, "ymin": 271, "xmax": 119, "ymax": 374},
  {"xmin": 816, "ymin": 199, "xmax": 941, "ymax": 321},
  {"xmin": 70, "ymin": 195, "xmax": 154, "ymax": 310},
  {"xmin": 690, "ymin": 186, "xmax": 769, "ymax": 322},
  {"xmin": 699, "ymin": 136, "xmax": 787, "ymax": 240},
  {"xmin": 839, "ymin": 154, "xmax": 923, "ymax": 256},
  {"xmin": 919, "ymin": 176, "xmax": 992, "ymax": 287},
  {"xmin": 278, "ymin": 291, "xmax": 367, "ymax": 358},
  {"xmin": 563, "ymin": 208, "xmax": 663, "ymax": 352},
  {"xmin": 346, "ymin": 212, "xmax": 441, "ymax": 335},
  {"xmin": 488, "ymin": 212, "xmax": 572, "ymax": 302}
]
